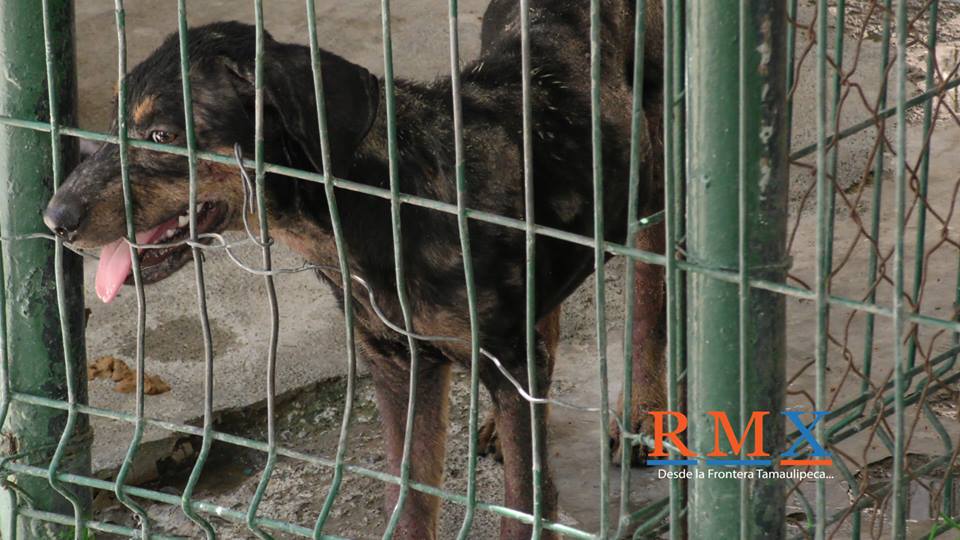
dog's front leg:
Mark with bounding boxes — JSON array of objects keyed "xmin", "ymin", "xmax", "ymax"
[
  {"xmin": 610, "ymin": 221, "xmax": 668, "ymax": 465},
  {"xmin": 368, "ymin": 345, "xmax": 451, "ymax": 540},
  {"xmin": 479, "ymin": 307, "xmax": 560, "ymax": 461},
  {"xmin": 484, "ymin": 344, "xmax": 558, "ymax": 540}
]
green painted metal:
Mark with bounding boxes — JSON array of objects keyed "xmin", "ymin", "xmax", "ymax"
[
  {"xmin": 303, "ymin": 1, "xmax": 361, "ymax": 537},
  {"xmin": 588, "ymin": 0, "xmax": 611, "ymax": 536},
  {"xmin": 377, "ymin": 1, "xmax": 425, "ymax": 538},
  {"xmin": 811, "ymin": 0, "xmax": 832, "ymax": 535},
  {"xmin": 38, "ymin": 0, "xmax": 88, "ymax": 537},
  {"xmin": 789, "ymin": 75, "xmax": 960, "ymax": 162},
  {"xmin": 784, "ymin": 0, "xmax": 798, "ymax": 141},
  {"xmin": 110, "ymin": 1, "xmax": 153, "ymax": 537},
  {"xmin": 2, "ymin": 1, "xmax": 960, "ymax": 538},
  {"xmin": 245, "ymin": 3, "xmax": 282, "ymax": 539},
  {"xmin": 892, "ymin": 0, "xmax": 908, "ymax": 536},
  {"xmin": 908, "ymin": 0, "xmax": 958, "ymax": 532},
  {"xmin": 443, "ymin": 0, "xmax": 484, "ymax": 538},
  {"xmin": 906, "ymin": 0, "xmax": 939, "ymax": 374},
  {"xmin": 7, "ymin": 388, "xmax": 596, "ymax": 537},
  {"xmin": 518, "ymin": 0, "xmax": 547, "ymax": 536},
  {"xmin": 174, "ymin": 1, "xmax": 218, "ymax": 537},
  {"xmin": 616, "ymin": 0, "xmax": 647, "ymax": 536},
  {"xmin": 4, "ymin": 336, "xmax": 960, "ymax": 538},
  {"xmin": 0, "ymin": 0, "xmax": 90, "ymax": 537},
  {"xmin": 662, "ymin": 0, "xmax": 685, "ymax": 538},
  {"xmin": 686, "ymin": 1, "xmax": 788, "ymax": 538},
  {"xmin": 829, "ymin": 2, "xmax": 891, "ymax": 535}
]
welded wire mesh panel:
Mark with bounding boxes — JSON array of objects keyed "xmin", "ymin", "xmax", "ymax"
[
  {"xmin": 782, "ymin": 0, "xmax": 960, "ymax": 537},
  {"xmin": 0, "ymin": 0, "xmax": 670, "ymax": 537},
  {"xmin": 0, "ymin": 0, "xmax": 957, "ymax": 538}
]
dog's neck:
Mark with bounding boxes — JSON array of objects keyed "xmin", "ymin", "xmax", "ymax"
[{"xmin": 268, "ymin": 79, "xmax": 437, "ymax": 300}]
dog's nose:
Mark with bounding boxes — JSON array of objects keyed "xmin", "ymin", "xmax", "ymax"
[{"xmin": 43, "ymin": 194, "xmax": 83, "ymax": 241}]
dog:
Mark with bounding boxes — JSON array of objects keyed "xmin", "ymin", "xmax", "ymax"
[{"xmin": 44, "ymin": 1, "xmax": 664, "ymax": 537}]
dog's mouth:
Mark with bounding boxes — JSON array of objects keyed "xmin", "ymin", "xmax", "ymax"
[{"xmin": 95, "ymin": 201, "xmax": 228, "ymax": 303}]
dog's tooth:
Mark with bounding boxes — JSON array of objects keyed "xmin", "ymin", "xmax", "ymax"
[{"xmin": 178, "ymin": 215, "xmax": 189, "ymax": 227}]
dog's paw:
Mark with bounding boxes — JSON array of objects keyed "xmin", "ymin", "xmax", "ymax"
[{"xmin": 477, "ymin": 412, "xmax": 503, "ymax": 463}]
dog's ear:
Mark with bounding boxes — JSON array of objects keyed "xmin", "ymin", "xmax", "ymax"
[{"xmin": 223, "ymin": 41, "xmax": 379, "ymax": 177}]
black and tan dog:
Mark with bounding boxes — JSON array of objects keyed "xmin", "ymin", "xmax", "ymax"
[{"xmin": 44, "ymin": 1, "xmax": 664, "ymax": 537}]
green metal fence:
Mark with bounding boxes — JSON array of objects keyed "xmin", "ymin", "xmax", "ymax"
[{"xmin": 0, "ymin": 0, "xmax": 958, "ymax": 538}]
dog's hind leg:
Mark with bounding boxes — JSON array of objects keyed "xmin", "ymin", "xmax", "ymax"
[
  {"xmin": 366, "ymin": 338, "xmax": 451, "ymax": 540},
  {"xmin": 478, "ymin": 307, "xmax": 560, "ymax": 462},
  {"xmin": 609, "ymin": 221, "xmax": 668, "ymax": 466},
  {"xmin": 482, "ymin": 337, "xmax": 558, "ymax": 540}
]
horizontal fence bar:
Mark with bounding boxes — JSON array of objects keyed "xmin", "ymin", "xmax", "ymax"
[
  {"xmin": 3, "ymin": 117, "xmax": 960, "ymax": 337},
  {"xmin": 7, "ymin": 463, "xmax": 336, "ymax": 539},
  {"xmin": 790, "ymin": 75, "xmax": 960, "ymax": 161},
  {"xmin": 2, "ymin": 17, "xmax": 959, "ymax": 533},
  {"xmin": 4, "ymin": 392, "xmax": 596, "ymax": 539},
  {"xmin": 819, "ymin": 344, "xmax": 960, "ymax": 429},
  {"xmin": 18, "ymin": 508, "xmax": 185, "ymax": 540},
  {"xmin": 5, "ymin": 71, "xmax": 958, "ymax": 200},
  {"xmin": 0, "ymin": 116, "xmax": 662, "ymax": 262},
  {"xmin": 10, "ymin": 333, "xmax": 957, "ymax": 534}
]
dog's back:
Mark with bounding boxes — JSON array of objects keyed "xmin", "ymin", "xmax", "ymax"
[
  {"xmin": 480, "ymin": 0, "xmax": 662, "ymax": 105},
  {"xmin": 463, "ymin": 0, "xmax": 664, "ymax": 318},
  {"xmin": 339, "ymin": 0, "xmax": 664, "ymax": 332}
]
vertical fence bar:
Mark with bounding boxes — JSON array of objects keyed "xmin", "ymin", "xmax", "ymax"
[
  {"xmin": 686, "ymin": 1, "xmax": 788, "ymax": 538},
  {"xmin": 616, "ymin": 0, "xmax": 646, "ymax": 535},
  {"xmin": 906, "ymin": 0, "xmax": 938, "ymax": 374},
  {"xmin": 0, "ymin": 0, "xmax": 91, "ymax": 537},
  {"xmin": 518, "ymin": 0, "xmax": 545, "ymax": 536},
  {"xmin": 38, "ymin": 0, "xmax": 88, "ymax": 537},
  {"xmin": 824, "ymin": 0, "xmax": 846, "ymax": 330},
  {"xmin": 813, "ymin": 0, "xmax": 829, "ymax": 536},
  {"xmin": 378, "ymin": 1, "xmax": 424, "ymax": 537},
  {"xmin": 445, "ymin": 0, "xmax": 484, "ymax": 538},
  {"xmin": 110, "ymin": 0, "xmax": 152, "ymax": 536},
  {"xmin": 845, "ymin": 2, "xmax": 892, "ymax": 537},
  {"xmin": 785, "ymin": 0, "xmax": 798, "ymax": 142},
  {"xmin": 304, "ymin": 1, "xmax": 361, "ymax": 536},
  {"xmin": 737, "ymin": 0, "xmax": 751, "ymax": 535},
  {"xmin": 245, "ymin": 2, "xmax": 281, "ymax": 538},
  {"xmin": 667, "ymin": 4, "xmax": 687, "ymax": 537},
  {"xmin": 891, "ymin": 0, "xmax": 908, "ymax": 536},
  {"xmin": 588, "ymin": 0, "xmax": 611, "ymax": 536},
  {"xmin": 175, "ymin": 1, "xmax": 218, "ymax": 536}
]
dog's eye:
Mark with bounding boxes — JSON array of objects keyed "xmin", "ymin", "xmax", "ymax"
[{"xmin": 150, "ymin": 130, "xmax": 176, "ymax": 144}]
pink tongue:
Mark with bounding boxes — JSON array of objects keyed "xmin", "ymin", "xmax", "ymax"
[{"xmin": 95, "ymin": 218, "xmax": 178, "ymax": 303}]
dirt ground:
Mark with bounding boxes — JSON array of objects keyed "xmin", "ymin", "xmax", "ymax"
[{"xmin": 67, "ymin": 0, "xmax": 960, "ymax": 538}]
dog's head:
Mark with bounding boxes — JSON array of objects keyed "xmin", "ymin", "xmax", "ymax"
[{"xmin": 44, "ymin": 21, "xmax": 379, "ymax": 302}]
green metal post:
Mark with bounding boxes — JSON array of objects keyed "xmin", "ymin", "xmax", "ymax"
[
  {"xmin": 686, "ymin": 1, "xmax": 788, "ymax": 538},
  {"xmin": 0, "ymin": 0, "xmax": 91, "ymax": 538}
]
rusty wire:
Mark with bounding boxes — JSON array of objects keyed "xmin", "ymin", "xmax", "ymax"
[{"xmin": 784, "ymin": 0, "xmax": 960, "ymax": 537}]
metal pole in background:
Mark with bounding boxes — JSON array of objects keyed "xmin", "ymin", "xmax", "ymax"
[
  {"xmin": 0, "ymin": 0, "xmax": 91, "ymax": 537},
  {"xmin": 685, "ymin": 1, "xmax": 789, "ymax": 537}
]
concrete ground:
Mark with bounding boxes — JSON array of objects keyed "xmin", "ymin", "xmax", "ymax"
[{"xmin": 69, "ymin": 0, "xmax": 960, "ymax": 538}]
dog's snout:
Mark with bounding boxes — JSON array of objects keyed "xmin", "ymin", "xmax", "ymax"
[{"xmin": 44, "ymin": 193, "xmax": 84, "ymax": 241}]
